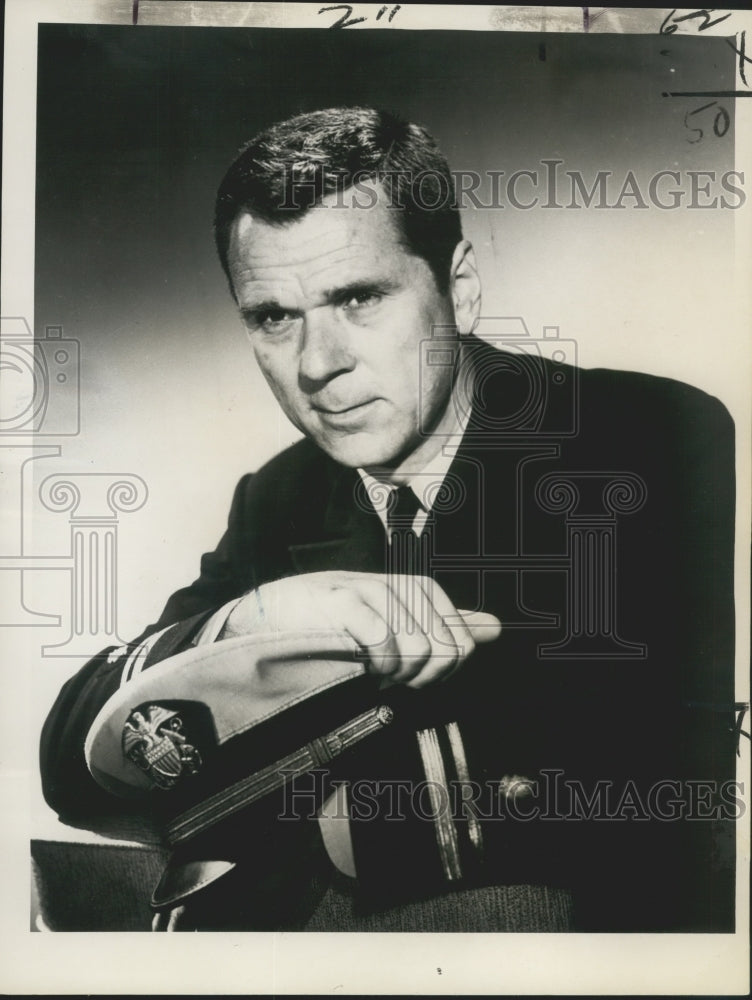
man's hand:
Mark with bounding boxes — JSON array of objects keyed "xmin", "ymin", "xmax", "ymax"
[{"xmin": 221, "ymin": 571, "xmax": 501, "ymax": 688}]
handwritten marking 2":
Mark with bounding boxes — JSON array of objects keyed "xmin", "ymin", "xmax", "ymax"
[{"xmin": 318, "ymin": 4, "xmax": 401, "ymax": 29}]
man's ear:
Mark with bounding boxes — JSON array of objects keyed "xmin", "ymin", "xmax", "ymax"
[{"xmin": 449, "ymin": 240, "xmax": 481, "ymax": 336}]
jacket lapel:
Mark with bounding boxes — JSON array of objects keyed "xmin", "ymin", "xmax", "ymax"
[{"xmin": 288, "ymin": 464, "xmax": 388, "ymax": 575}]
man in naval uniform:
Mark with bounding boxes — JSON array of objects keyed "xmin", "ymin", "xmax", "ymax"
[{"xmin": 40, "ymin": 107, "xmax": 736, "ymax": 932}]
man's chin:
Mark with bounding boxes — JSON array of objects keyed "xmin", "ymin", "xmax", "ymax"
[{"xmin": 312, "ymin": 431, "xmax": 403, "ymax": 470}]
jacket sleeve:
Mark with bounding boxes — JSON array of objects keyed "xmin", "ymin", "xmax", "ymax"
[{"xmin": 39, "ymin": 474, "xmax": 255, "ymax": 822}]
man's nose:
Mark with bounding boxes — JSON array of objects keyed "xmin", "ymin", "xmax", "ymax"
[{"xmin": 298, "ymin": 308, "xmax": 356, "ymax": 388}]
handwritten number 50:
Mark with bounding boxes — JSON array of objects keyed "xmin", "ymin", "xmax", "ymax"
[{"xmin": 684, "ymin": 102, "xmax": 730, "ymax": 143}]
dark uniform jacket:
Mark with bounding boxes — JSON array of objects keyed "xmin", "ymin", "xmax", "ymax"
[{"xmin": 40, "ymin": 339, "xmax": 737, "ymax": 932}]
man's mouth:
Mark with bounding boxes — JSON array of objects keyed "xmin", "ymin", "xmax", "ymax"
[
  {"xmin": 312, "ymin": 399, "xmax": 379, "ymax": 426},
  {"xmin": 314, "ymin": 400, "xmax": 373, "ymax": 414}
]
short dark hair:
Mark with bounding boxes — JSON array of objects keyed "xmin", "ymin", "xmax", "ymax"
[{"xmin": 214, "ymin": 107, "xmax": 462, "ymax": 294}]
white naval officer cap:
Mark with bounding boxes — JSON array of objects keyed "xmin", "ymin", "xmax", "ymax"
[{"xmin": 85, "ymin": 630, "xmax": 395, "ymax": 851}]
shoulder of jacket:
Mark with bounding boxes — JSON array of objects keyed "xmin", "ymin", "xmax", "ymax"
[
  {"xmin": 230, "ymin": 438, "xmax": 336, "ymax": 520},
  {"xmin": 576, "ymin": 363, "xmax": 734, "ymax": 430}
]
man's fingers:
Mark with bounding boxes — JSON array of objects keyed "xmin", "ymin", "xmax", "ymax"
[
  {"xmin": 458, "ymin": 610, "xmax": 502, "ymax": 644},
  {"xmin": 350, "ymin": 575, "xmax": 458, "ymax": 685},
  {"xmin": 333, "ymin": 586, "xmax": 400, "ymax": 676},
  {"xmin": 358, "ymin": 575, "xmax": 435, "ymax": 683},
  {"xmin": 346, "ymin": 577, "xmax": 503, "ymax": 687},
  {"xmin": 408, "ymin": 577, "xmax": 481, "ymax": 685},
  {"xmin": 396, "ymin": 577, "xmax": 461, "ymax": 687}
]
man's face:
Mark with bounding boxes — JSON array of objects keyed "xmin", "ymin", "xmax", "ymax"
[{"xmin": 227, "ymin": 185, "xmax": 460, "ymax": 471}]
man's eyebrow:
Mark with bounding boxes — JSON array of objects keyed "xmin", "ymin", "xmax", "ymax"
[{"xmin": 321, "ymin": 277, "xmax": 399, "ymax": 302}]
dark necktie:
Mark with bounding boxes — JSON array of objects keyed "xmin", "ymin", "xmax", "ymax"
[{"xmin": 386, "ymin": 485, "xmax": 426, "ymax": 578}]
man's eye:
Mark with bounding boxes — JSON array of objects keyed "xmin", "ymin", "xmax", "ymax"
[
  {"xmin": 343, "ymin": 290, "xmax": 380, "ymax": 311},
  {"xmin": 254, "ymin": 309, "xmax": 297, "ymax": 332}
]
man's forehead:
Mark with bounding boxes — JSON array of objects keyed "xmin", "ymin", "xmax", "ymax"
[
  {"xmin": 236, "ymin": 193, "xmax": 400, "ymax": 244},
  {"xmin": 228, "ymin": 193, "xmax": 408, "ymax": 297},
  {"xmin": 233, "ymin": 212, "xmax": 382, "ymax": 265}
]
